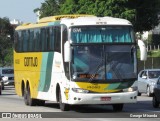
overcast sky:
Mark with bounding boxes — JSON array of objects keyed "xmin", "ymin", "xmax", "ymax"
[{"xmin": 0, "ymin": 0, "xmax": 45, "ymax": 23}]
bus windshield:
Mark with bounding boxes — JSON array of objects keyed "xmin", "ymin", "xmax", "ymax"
[
  {"xmin": 71, "ymin": 45, "xmax": 137, "ymax": 82},
  {"xmin": 71, "ymin": 26, "xmax": 134, "ymax": 43}
]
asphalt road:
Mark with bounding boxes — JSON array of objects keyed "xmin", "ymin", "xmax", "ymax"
[{"xmin": 0, "ymin": 86, "xmax": 160, "ymax": 121}]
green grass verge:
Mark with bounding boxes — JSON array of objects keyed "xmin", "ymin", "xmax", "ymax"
[{"xmin": 137, "ymin": 50, "xmax": 160, "ymax": 58}]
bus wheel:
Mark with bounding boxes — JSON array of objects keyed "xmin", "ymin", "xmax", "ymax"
[
  {"xmin": 59, "ymin": 90, "xmax": 70, "ymax": 111},
  {"xmin": 112, "ymin": 104, "xmax": 123, "ymax": 112},
  {"xmin": 24, "ymin": 85, "xmax": 37, "ymax": 106},
  {"xmin": 24, "ymin": 87, "xmax": 29, "ymax": 105},
  {"xmin": 138, "ymin": 91, "xmax": 141, "ymax": 96}
]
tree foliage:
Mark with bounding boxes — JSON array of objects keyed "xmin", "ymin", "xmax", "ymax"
[
  {"xmin": 35, "ymin": 0, "xmax": 160, "ymax": 32},
  {"xmin": 34, "ymin": 0, "xmax": 65, "ymax": 18},
  {"xmin": 0, "ymin": 17, "xmax": 14, "ymax": 66}
]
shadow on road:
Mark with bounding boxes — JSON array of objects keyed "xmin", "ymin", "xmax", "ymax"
[
  {"xmin": 44, "ymin": 98, "xmax": 160, "ymax": 113},
  {"xmin": 44, "ymin": 103, "xmax": 60, "ymax": 109}
]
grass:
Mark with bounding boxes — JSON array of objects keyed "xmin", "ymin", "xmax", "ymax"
[{"xmin": 137, "ymin": 50, "xmax": 160, "ymax": 58}]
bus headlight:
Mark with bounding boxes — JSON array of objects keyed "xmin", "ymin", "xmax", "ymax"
[
  {"xmin": 123, "ymin": 87, "xmax": 138, "ymax": 92},
  {"xmin": 72, "ymin": 88, "xmax": 89, "ymax": 93}
]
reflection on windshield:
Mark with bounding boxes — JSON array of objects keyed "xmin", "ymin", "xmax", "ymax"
[{"xmin": 71, "ymin": 45, "xmax": 137, "ymax": 82}]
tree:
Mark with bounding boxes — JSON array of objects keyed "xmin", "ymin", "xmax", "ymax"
[
  {"xmin": 0, "ymin": 17, "xmax": 14, "ymax": 66},
  {"xmin": 128, "ymin": 0, "xmax": 160, "ymax": 32},
  {"xmin": 60, "ymin": 0, "xmax": 78, "ymax": 14},
  {"xmin": 35, "ymin": 0, "xmax": 160, "ymax": 32},
  {"xmin": 34, "ymin": 0, "xmax": 65, "ymax": 18}
]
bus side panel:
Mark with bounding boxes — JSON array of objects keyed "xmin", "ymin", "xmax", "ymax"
[
  {"xmin": 14, "ymin": 51, "xmax": 42, "ymax": 98},
  {"xmin": 37, "ymin": 52, "xmax": 63, "ymax": 101},
  {"xmin": 38, "ymin": 52, "xmax": 54, "ymax": 92}
]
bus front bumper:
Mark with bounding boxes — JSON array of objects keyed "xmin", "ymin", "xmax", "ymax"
[{"xmin": 67, "ymin": 91, "xmax": 137, "ymax": 105}]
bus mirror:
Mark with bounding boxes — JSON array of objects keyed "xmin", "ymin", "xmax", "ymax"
[
  {"xmin": 138, "ymin": 39, "xmax": 147, "ymax": 61},
  {"xmin": 64, "ymin": 41, "xmax": 71, "ymax": 62}
]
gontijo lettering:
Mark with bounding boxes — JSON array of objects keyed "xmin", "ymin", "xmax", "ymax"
[{"xmin": 24, "ymin": 57, "xmax": 38, "ymax": 67}]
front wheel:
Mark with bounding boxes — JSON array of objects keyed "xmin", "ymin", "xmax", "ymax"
[
  {"xmin": 152, "ymin": 95, "xmax": 159, "ymax": 108},
  {"xmin": 138, "ymin": 91, "xmax": 141, "ymax": 96},
  {"xmin": 59, "ymin": 90, "xmax": 70, "ymax": 111},
  {"xmin": 112, "ymin": 104, "xmax": 123, "ymax": 112}
]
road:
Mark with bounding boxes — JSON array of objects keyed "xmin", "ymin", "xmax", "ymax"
[{"xmin": 0, "ymin": 86, "xmax": 160, "ymax": 121}]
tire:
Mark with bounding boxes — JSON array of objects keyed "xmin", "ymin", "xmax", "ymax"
[
  {"xmin": 147, "ymin": 86, "xmax": 152, "ymax": 97},
  {"xmin": 24, "ymin": 87, "xmax": 29, "ymax": 105},
  {"xmin": 112, "ymin": 104, "xmax": 124, "ymax": 112},
  {"xmin": 59, "ymin": 89, "xmax": 70, "ymax": 111},
  {"xmin": 138, "ymin": 91, "xmax": 141, "ymax": 96},
  {"xmin": 24, "ymin": 85, "xmax": 37, "ymax": 106},
  {"xmin": 152, "ymin": 95, "xmax": 159, "ymax": 108}
]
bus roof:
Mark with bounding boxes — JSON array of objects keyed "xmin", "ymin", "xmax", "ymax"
[
  {"xmin": 38, "ymin": 14, "xmax": 94, "ymax": 23},
  {"xmin": 15, "ymin": 15, "xmax": 132, "ymax": 30},
  {"xmin": 15, "ymin": 14, "xmax": 94, "ymax": 30},
  {"xmin": 61, "ymin": 16, "xmax": 132, "ymax": 27}
]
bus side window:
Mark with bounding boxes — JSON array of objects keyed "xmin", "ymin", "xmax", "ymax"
[
  {"xmin": 34, "ymin": 29, "xmax": 40, "ymax": 52},
  {"xmin": 46, "ymin": 28, "xmax": 51, "ymax": 51},
  {"xmin": 54, "ymin": 26, "xmax": 61, "ymax": 53},
  {"xmin": 14, "ymin": 31, "xmax": 19, "ymax": 52},
  {"xmin": 49, "ymin": 27, "xmax": 54, "ymax": 51},
  {"xmin": 29, "ymin": 30, "xmax": 34, "ymax": 52},
  {"xmin": 33, "ymin": 29, "xmax": 36, "ymax": 52},
  {"xmin": 41, "ymin": 28, "xmax": 47, "ymax": 51},
  {"xmin": 18, "ymin": 31, "xmax": 22, "ymax": 52},
  {"xmin": 23, "ymin": 30, "xmax": 29, "ymax": 52},
  {"xmin": 21, "ymin": 30, "xmax": 27, "ymax": 52}
]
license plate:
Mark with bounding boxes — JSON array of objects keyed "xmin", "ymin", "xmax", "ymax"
[{"xmin": 101, "ymin": 97, "xmax": 111, "ymax": 101}]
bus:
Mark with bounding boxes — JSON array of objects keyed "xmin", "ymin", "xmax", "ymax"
[{"xmin": 14, "ymin": 15, "xmax": 147, "ymax": 111}]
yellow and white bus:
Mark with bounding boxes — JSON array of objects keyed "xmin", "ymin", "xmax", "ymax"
[{"xmin": 14, "ymin": 15, "xmax": 147, "ymax": 111}]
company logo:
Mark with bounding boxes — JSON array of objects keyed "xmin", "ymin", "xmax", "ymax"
[
  {"xmin": 2, "ymin": 113, "xmax": 11, "ymax": 118},
  {"xmin": 24, "ymin": 57, "xmax": 38, "ymax": 67}
]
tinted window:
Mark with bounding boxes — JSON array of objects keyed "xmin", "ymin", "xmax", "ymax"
[
  {"xmin": 148, "ymin": 71, "xmax": 160, "ymax": 79},
  {"xmin": 2, "ymin": 69, "xmax": 14, "ymax": 74},
  {"xmin": 157, "ymin": 77, "xmax": 160, "ymax": 85},
  {"xmin": 140, "ymin": 71, "xmax": 147, "ymax": 77},
  {"xmin": 14, "ymin": 26, "xmax": 61, "ymax": 53},
  {"xmin": 54, "ymin": 26, "xmax": 61, "ymax": 52}
]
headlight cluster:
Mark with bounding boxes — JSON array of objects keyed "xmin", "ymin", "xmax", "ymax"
[
  {"xmin": 151, "ymin": 82, "xmax": 156, "ymax": 86},
  {"xmin": 123, "ymin": 87, "xmax": 138, "ymax": 92},
  {"xmin": 72, "ymin": 88, "xmax": 89, "ymax": 93},
  {"xmin": 2, "ymin": 76, "xmax": 8, "ymax": 81}
]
